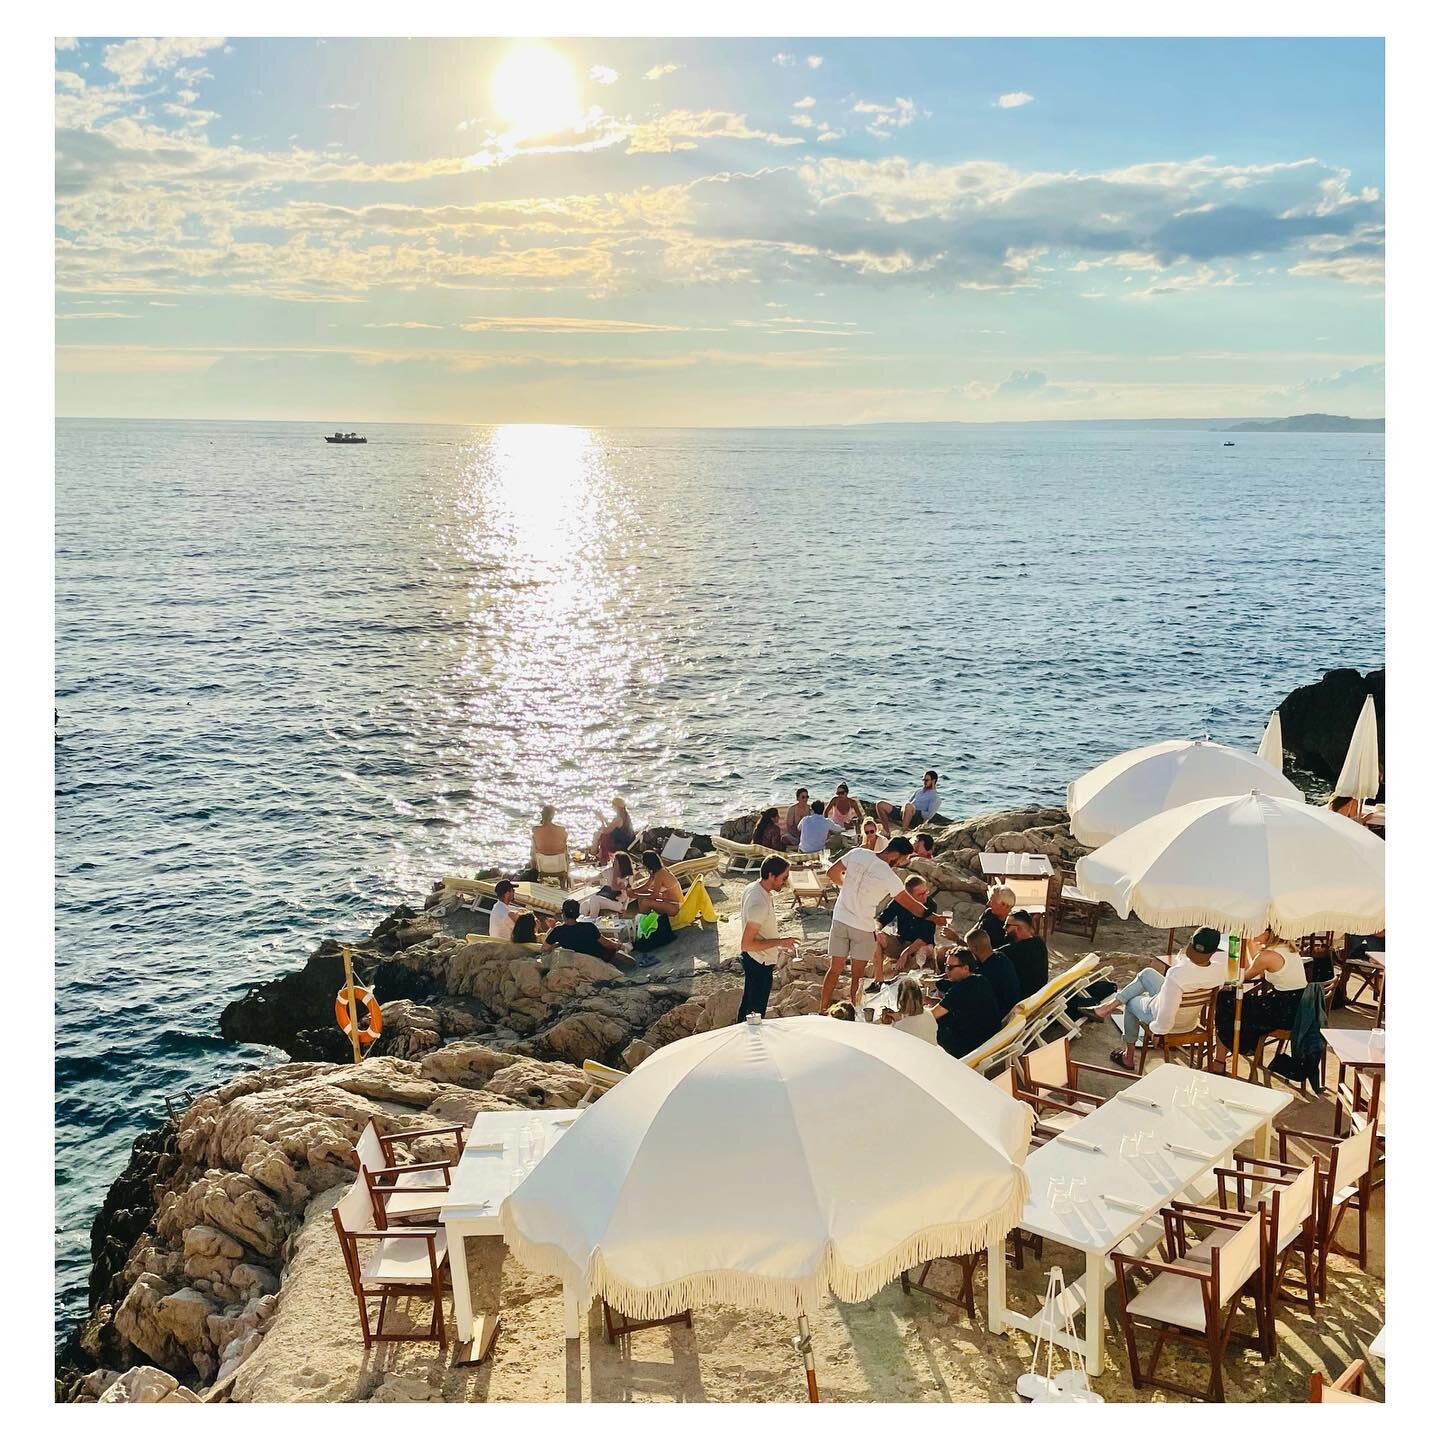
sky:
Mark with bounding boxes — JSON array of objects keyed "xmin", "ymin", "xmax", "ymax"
[{"xmin": 54, "ymin": 36, "xmax": 1385, "ymax": 425}]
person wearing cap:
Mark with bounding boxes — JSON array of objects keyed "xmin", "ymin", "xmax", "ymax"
[
  {"xmin": 875, "ymin": 769, "xmax": 942, "ymax": 836},
  {"xmin": 1084, "ymin": 927, "xmax": 1228, "ymax": 1072},
  {"xmin": 995, "ymin": 908, "xmax": 1050, "ymax": 1001}
]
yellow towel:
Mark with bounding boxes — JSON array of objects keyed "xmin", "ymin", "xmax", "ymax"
[{"xmin": 672, "ymin": 878, "xmax": 718, "ymax": 930}]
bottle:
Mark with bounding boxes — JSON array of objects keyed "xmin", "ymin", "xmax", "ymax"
[{"xmin": 1226, "ymin": 933, "xmax": 1242, "ymax": 985}]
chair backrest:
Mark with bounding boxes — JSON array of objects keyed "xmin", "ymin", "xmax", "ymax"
[
  {"xmin": 660, "ymin": 833, "xmax": 691, "ymax": 864},
  {"xmin": 1164, "ymin": 988, "xmax": 1215, "ymax": 1039},
  {"xmin": 354, "ymin": 1119, "xmax": 385, "ymax": 1175},
  {"xmin": 963, "ymin": 1016, "xmax": 1026, "ymax": 1072},
  {"xmin": 990, "ymin": 1067, "xmax": 1017, "ymax": 1098},
  {"xmin": 535, "ymin": 850, "xmax": 569, "ymax": 877},
  {"xmin": 1216, "ymin": 1210, "xmax": 1265, "ymax": 1302},
  {"xmin": 332, "ymin": 1170, "xmax": 374, "ymax": 1240},
  {"xmin": 1016, "ymin": 955, "xmax": 1097, "ymax": 1017},
  {"xmin": 1330, "ymin": 1121, "xmax": 1377, "ymax": 1193},
  {"xmin": 1023, "ymin": 1036, "xmax": 1070, "ymax": 1091},
  {"xmin": 1273, "ymin": 1160, "xmax": 1318, "ymax": 1242}
]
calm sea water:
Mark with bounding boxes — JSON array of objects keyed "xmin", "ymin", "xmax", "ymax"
[{"xmin": 54, "ymin": 419, "xmax": 1384, "ymax": 1329}]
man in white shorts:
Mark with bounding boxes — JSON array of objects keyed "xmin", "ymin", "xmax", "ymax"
[{"xmin": 820, "ymin": 837, "xmax": 932, "ymax": 1009}]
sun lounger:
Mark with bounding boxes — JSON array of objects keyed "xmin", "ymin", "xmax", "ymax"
[
  {"xmin": 962, "ymin": 1015, "xmax": 1027, "ymax": 1076},
  {"xmin": 660, "ymin": 833, "xmax": 693, "ymax": 864},
  {"xmin": 713, "ymin": 835, "xmax": 792, "ymax": 875},
  {"xmin": 534, "ymin": 850, "xmax": 572, "ymax": 888},
  {"xmin": 442, "ymin": 877, "xmax": 568, "ymax": 917},
  {"xmin": 580, "ymin": 1058, "xmax": 629, "ymax": 1107},
  {"xmin": 669, "ymin": 852, "xmax": 722, "ymax": 884},
  {"xmin": 1012, "ymin": 954, "xmax": 1109, "ymax": 1051}
]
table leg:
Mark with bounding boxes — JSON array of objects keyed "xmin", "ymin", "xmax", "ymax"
[
  {"xmin": 1083, "ymin": 1255, "xmax": 1106, "ymax": 1376},
  {"xmin": 562, "ymin": 1278, "xmax": 582, "ymax": 1340},
  {"xmin": 1256, "ymin": 1118, "xmax": 1273, "ymax": 1162},
  {"xmin": 986, "ymin": 1237, "xmax": 1006, "ymax": 1333},
  {"xmin": 446, "ymin": 1223, "xmax": 473, "ymax": 1343}
]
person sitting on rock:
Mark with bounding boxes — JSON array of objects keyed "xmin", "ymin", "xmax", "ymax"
[
  {"xmin": 857, "ymin": 817, "xmax": 883, "ymax": 851},
  {"xmin": 875, "ymin": 770, "xmax": 942, "ymax": 836},
  {"xmin": 796, "ymin": 799, "xmax": 845, "ymax": 855},
  {"xmin": 910, "ymin": 832, "xmax": 937, "ymax": 862},
  {"xmin": 823, "ymin": 782, "xmax": 864, "ymax": 834},
  {"xmin": 593, "ymin": 797, "xmax": 635, "ymax": 863},
  {"xmin": 546, "ymin": 898, "xmax": 633, "ymax": 967},
  {"xmin": 630, "ymin": 849, "xmax": 685, "ymax": 962},
  {"xmin": 995, "ymin": 908, "xmax": 1050, "ymax": 1002},
  {"xmin": 509, "ymin": 911, "xmax": 541, "ymax": 945},
  {"xmin": 875, "ymin": 875, "xmax": 941, "ymax": 975},
  {"xmin": 782, "ymin": 787, "xmax": 813, "ymax": 846},
  {"xmin": 750, "ymin": 806, "xmax": 793, "ymax": 851},
  {"xmin": 488, "ymin": 879, "xmax": 519, "ymax": 940}
]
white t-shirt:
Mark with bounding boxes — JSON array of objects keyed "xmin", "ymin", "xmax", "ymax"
[
  {"xmin": 832, "ymin": 848, "xmax": 904, "ymax": 932},
  {"xmin": 1152, "ymin": 955, "xmax": 1225, "ymax": 1033},
  {"xmin": 910, "ymin": 786, "xmax": 941, "ymax": 820},
  {"xmin": 488, "ymin": 900, "xmax": 515, "ymax": 940},
  {"xmin": 797, "ymin": 813, "xmax": 843, "ymax": 852},
  {"xmin": 740, "ymin": 880, "xmax": 782, "ymax": 964},
  {"xmin": 892, "ymin": 1011, "xmax": 939, "ymax": 1045}
]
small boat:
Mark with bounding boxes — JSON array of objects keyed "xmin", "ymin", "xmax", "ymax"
[
  {"xmin": 324, "ymin": 431, "xmax": 367, "ymax": 444},
  {"xmin": 1223, "ymin": 441, "xmax": 1236, "ymax": 446}
]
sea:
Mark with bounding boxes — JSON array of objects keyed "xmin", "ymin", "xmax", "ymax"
[{"xmin": 53, "ymin": 418, "xmax": 1384, "ymax": 1333}]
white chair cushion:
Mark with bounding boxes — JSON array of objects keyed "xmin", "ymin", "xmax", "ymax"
[
  {"xmin": 361, "ymin": 1232, "xmax": 448, "ymax": 1284},
  {"xmin": 1124, "ymin": 1265, "xmax": 1210, "ymax": 1331}
]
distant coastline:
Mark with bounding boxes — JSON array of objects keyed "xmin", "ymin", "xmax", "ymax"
[{"xmin": 1220, "ymin": 413, "xmax": 1385, "ymax": 433}]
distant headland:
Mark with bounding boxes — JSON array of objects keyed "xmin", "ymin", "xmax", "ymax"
[{"xmin": 1220, "ymin": 413, "xmax": 1385, "ymax": 434}]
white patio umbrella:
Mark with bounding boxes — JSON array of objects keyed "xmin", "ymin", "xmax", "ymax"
[
  {"xmin": 1257, "ymin": 711, "xmax": 1284, "ymax": 772},
  {"xmin": 1067, "ymin": 738, "xmax": 1301, "ymax": 848},
  {"xmin": 502, "ymin": 1014, "xmax": 1032, "ymax": 1400},
  {"xmin": 1075, "ymin": 790, "xmax": 1385, "ymax": 1073},
  {"xmin": 1335, "ymin": 694, "xmax": 1381, "ymax": 804}
]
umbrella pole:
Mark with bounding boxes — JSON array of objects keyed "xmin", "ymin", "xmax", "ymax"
[
  {"xmin": 1229, "ymin": 935, "xmax": 1246, "ymax": 1079},
  {"xmin": 795, "ymin": 1311, "xmax": 819, "ymax": 1403}
]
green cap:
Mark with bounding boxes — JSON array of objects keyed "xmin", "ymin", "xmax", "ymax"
[{"xmin": 1191, "ymin": 926, "xmax": 1223, "ymax": 954}]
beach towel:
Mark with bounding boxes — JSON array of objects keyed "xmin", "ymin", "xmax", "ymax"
[{"xmin": 672, "ymin": 878, "xmax": 718, "ymax": 930}]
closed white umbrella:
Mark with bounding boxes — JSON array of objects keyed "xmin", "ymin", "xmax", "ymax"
[
  {"xmin": 502, "ymin": 1014, "xmax": 1032, "ymax": 1398},
  {"xmin": 1067, "ymin": 738, "xmax": 1301, "ymax": 848},
  {"xmin": 1335, "ymin": 694, "xmax": 1381, "ymax": 803},
  {"xmin": 1257, "ymin": 711, "xmax": 1284, "ymax": 772}
]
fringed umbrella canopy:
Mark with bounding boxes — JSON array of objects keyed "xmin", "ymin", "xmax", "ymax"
[
  {"xmin": 501, "ymin": 1014, "xmax": 1033, "ymax": 1322},
  {"xmin": 1067, "ymin": 738, "xmax": 1300, "ymax": 848},
  {"xmin": 1075, "ymin": 789, "xmax": 1385, "ymax": 937},
  {"xmin": 1257, "ymin": 711, "xmax": 1284, "ymax": 772},
  {"xmin": 1336, "ymin": 694, "xmax": 1381, "ymax": 803}
]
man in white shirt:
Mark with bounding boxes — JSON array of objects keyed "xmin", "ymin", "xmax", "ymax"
[
  {"xmin": 737, "ymin": 856, "xmax": 796, "ymax": 1021},
  {"xmin": 487, "ymin": 879, "xmax": 518, "ymax": 941},
  {"xmin": 796, "ymin": 800, "xmax": 844, "ymax": 855},
  {"xmin": 820, "ymin": 837, "xmax": 931, "ymax": 1009},
  {"xmin": 875, "ymin": 770, "xmax": 942, "ymax": 836},
  {"xmin": 1085, "ymin": 926, "xmax": 1226, "ymax": 1071}
]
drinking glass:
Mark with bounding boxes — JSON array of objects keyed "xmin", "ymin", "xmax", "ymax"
[
  {"xmin": 1140, "ymin": 1130, "xmax": 1158, "ymax": 1156},
  {"xmin": 1070, "ymin": 1178, "xmax": 1089, "ymax": 1207},
  {"xmin": 1051, "ymin": 1180, "xmax": 1075, "ymax": 1215},
  {"xmin": 1119, "ymin": 1134, "xmax": 1138, "ymax": 1159}
]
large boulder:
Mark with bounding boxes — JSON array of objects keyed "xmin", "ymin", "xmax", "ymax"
[
  {"xmin": 96, "ymin": 1364, "xmax": 201, "ymax": 1404},
  {"xmin": 1277, "ymin": 666, "xmax": 1385, "ymax": 784},
  {"xmin": 219, "ymin": 943, "xmax": 357, "ymax": 1054}
]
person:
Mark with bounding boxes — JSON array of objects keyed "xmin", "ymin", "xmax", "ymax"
[
  {"xmin": 546, "ymin": 898, "xmax": 633, "ymax": 966},
  {"xmin": 593, "ymin": 797, "xmax": 635, "ymax": 863},
  {"xmin": 931, "ymin": 951, "xmax": 1003, "ymax": 1060},
  {"xmin": 823, "ymin": 783, "xmax": 864, "ymax": 834},
  {"xmin": 509, "ymin": 911, "xmax": 540, "ymax": 945},
  {"xmin": 820, "ymin": 837, "xmax": 929, "ymax": 1009},
  {"xmin": 1328, "ymin": 793, "xmax": 1361, "ymax": 820},
  {"xmin": 827, "ymin": 1001, "xmax": 857, "ymax": 1021},
  {"xmin": 996, "ymin": 908, "xmax": 1049, "ymax": 1001},
  {"xmin": 875, "ymin": 770, "xmax": 942, "ymax": 836},
  {"xmin": 1084, "ymin": 926, "xmax": 1227, "ymax": 1071},
  {"xmin": 797, "ymin": 800, "xmax": 844, "ymax": 855},
  {"xmin": 977, "ymin": 885, "xmax": 1015, "ymax": 951},
  {"xmin": 750, "ymin": 807, "xmax": 792, "ymax": 851},
  {"xmin": 910, "ymin": 833, "xmax": 937, "ymax": 862},
  {"xmin": 965, "ymin": 925, "xmax": 1019, "ymax": 1015},
  {"xmin": 782, "ymin": 788, "xmax": 812, "ymax": 846},
  {"xmin": 875, "ymin": 875, "xmax": 940, "ymax": 974},
  {"xmin": 488, "ymin": 879, "xmax": 518, "ymax": 940},
  {"xmin": 857, "ymin": 818, "xmax": 883, "ymax": 852},
  {"xmin": 736, "ymin": 856, "xmax": 797, "ymax": 1022},
  {"xmin": 630, "ymin": 849, "xmax": 684, "ymax": 960},
  {"xmin": 1212, "ymin": 928, "xmax": 1308, "ymax": 1066},
  {"xmin": 880, "ymin": 975, "xmax": 939, "ymax": 1044},
  {"xmin": 530, "ymin": 805, "xmax": 568, "ymax": 871}
]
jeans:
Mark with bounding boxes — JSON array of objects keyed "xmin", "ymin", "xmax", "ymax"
[
  {"xmin": 1113, "ymin": 967, "xmax": 1165, "ymax": 1044},
  {"xmin": 737, "ymin": 953, "xmax": 775, "ymax": 1022}
]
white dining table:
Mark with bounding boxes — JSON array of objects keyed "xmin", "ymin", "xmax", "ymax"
[
  {"xmin": 986, "ymin": 1061, "xmax": 1291, "ymax": 1377},
  {"xmin": 440, "ymin": 1108, "xmax": 585, "ymax": 1354},
  {"xmin": 979, "ymin": 852, "xmax": 1055, "ymax": 879}
]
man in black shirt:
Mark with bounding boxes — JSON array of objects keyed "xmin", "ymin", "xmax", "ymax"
[
  {"xmin": 931, "ymin": 952, "xmax": 1003, "ymax": 1060},
  {"xmin": 876, "ymin": 875, "xmax": 941, "ymax": 973},
  {"xmin": 964, "ymin": 925, "xmax": 1020, "ymax": 1016},
  {"xmin": 544, "ymin": 899, "xmax": 633, "ymax": 967},
  {"xmin": 978, "ymin": 884, "xmax": 1015, "ymax": 951},
  {"xmin": 996, "ymin": 908, "xmax": 1049, "ymax": 1000}
]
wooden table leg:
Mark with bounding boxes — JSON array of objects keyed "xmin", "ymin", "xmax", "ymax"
[
  {"xmin": 1083, "ymin": 1255, "xmax": 1106, "ymax": 1377},
  {"xmin": 562, "ymin": 1278, "xmax": 582, "ymax": 1340},
  {"xmin": 446, "ymin": 1222, "xmax": 473, "ymax": 1343},
  {"xmin": 986, "ymin": 1236, "xmax": 1007, "ymax": 1333}
]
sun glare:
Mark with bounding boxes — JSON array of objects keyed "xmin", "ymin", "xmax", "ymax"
[{"xmin": 491, "ymin": 44, "xmax": 580, "ymax": 138}]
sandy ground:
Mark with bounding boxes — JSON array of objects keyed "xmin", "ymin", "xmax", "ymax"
[{"xmin": 235, "ymin": 887, "xmax": 1385, "ymax": 1403}]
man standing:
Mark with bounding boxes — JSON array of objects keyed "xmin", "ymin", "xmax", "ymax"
[
  {"xmin": 1086, "ymin": 927, "xmax": 1227, "ymax": 1072},
  {"xmin": 782, "ymin": 787, "xmax": 812, "ymax": 846},
  {"xmin": 995, "ymin": 908, "xmax": 1049, "ymax": 1001},
  {"xmin": 737, "ymin": 856, "xmax": 797, "ymax": 1021},
  {"xmin": 875, "ymin": 770, "xmax": 942, "ymax": 836},
  {"xmin": 976, "ymin": 885, "xmax": 1015, "ymax": 951},
  {"xmin": 931, "ymin": 951, "xmax": 1003, "ymax": 1060},
  {"xmin": 488, "ymin": 879, "xmax": 518, "ymax": 940},
  {"xmin": 820, "ymin": 837, "xmax": 930, "ymax": 1009}
]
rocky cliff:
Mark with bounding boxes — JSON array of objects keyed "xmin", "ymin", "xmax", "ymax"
[{"xmin": 1277, "ymin": 666, "xmax": 1385, "ymax": 784}]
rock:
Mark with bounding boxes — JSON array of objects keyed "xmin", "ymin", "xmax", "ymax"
[
  {"xmin": 621, "ymin": 1039, "xmax": 655, "ymax": 1068},
  {"xmin": 1277, "ymin": 666, "xmax": 1385, "ymax": 783},
  {"xmin": 482, "ymin": 1058, "xmax": 591, "ymax": 1109},
  {"xmin": 97, "ymin": 1364, "xmax": 199, "ymax": 1404},
  {"xmin": 908, "ymin": 857, "xmax": 987, "ymax": 899},
  {"xmin": 219, "ymin": 943, "xmax": 356, "ymax": 1056},
  {"xmin": 417, "ymin": 1041, "xmax": 523, "ymax": 1089}
]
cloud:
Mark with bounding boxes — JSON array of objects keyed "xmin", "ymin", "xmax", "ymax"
[
  {"xmin": 995, "ymin": 92, "xmax": 1035, "ymax": 109},
  {"xmin": 589, "ymin": 65, "xmax": 619, "ymax": 85},
  {"xmin": 1262, "ymin": 361, "xmax": 1385, "ymax": 410},
  {"xmin": 806, "ymin": 56, "xmax": 824, "ymax": 69},
  {"xmin": 56, "ymin": 310, "xmax": 139, "ymax": 320},
  {"xmin": 56, "ymin": 38, "xmax": 78, "ymax": 51},
  {"xmin": 791, "ymin": 113, "xmax": 815, "ymax": 129},
  {"xmin": 459, "ymin": 315, "xmax": 700, "ymax": 334},
  {"xmin": 852, "ymin": 98, "xmax": 920, "ymax": 139},
  {"xmin": 644, "ymin": 63, "xmax": 681, "ymax": 80},
  {"xmin": 793, "ymin": 96, "xmax": 816, "ymax": 109},
  {"xmin": 321, "ymin": 102, "xmax": 359, "ymax": 111},
  {"xmin": 773, "ymin": 53, "xmax": 796, "ymax": 67},
  {"xmin": 102, "ymin": 37, "xmax": 225, "ymax": 87},
  {"xmin": 625, "ymin": 110, "xmax": 806, "ymax": 153}
]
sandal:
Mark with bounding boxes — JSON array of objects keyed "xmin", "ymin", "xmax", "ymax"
[{"xmin": 1109, "ymin": 1048, "xmax": 1135, "ymax": 1072}]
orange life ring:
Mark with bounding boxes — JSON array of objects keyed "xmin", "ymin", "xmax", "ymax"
[{"xmin": 335, "ymin": 984, "xmax": 383, "ymax": 1045}]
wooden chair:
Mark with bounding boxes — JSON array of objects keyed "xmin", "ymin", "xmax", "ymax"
[
  {"xmin": 1309, "ymin": 1359, "xmax": 1374, "ymax": 1402},
  {"xmin": 1051, "ymin": 863, "xmax": 1103, "ymax": 942},
  {"xmin": 1335, "ymin": 946, "xmax": 1385, "ymax": 1014},
  {"xmin": 602, "ymin": 1302, "xmax": 693, "ymax": 1344},
  {"xmin": 1112, "ymin": 1208, "xmax": 1269, "ymax": 1401},
  {"xmin": 1019, "ymin": 1034, "xmax": 1134, "ymax": 1116},
  {"xmin": 1136, "ymin": 988, "xmax": 1216, "ymax": 1075},
  {"xmin": 331, "ymin": 1171, "xmax": 449, "ymax": 1349},
  {"xmin": 533, "ymin": 850, "xmax": 572, "ymax": 889},
  {"xmin": 1295, "ymin": 931, "xmax": 1334, "ymax": 958},
  {"xmin": 355, "ymin": 1119, "xmax": 463, "ymax": 1228},
  {"xmin": 1278, "ymin": 1119, "xmax": 1378, "ymax": 1300}
]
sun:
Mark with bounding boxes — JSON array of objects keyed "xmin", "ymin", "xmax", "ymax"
[{"xmin": 491, "ymin": 44, "xmax": 580, "ymax": 138}]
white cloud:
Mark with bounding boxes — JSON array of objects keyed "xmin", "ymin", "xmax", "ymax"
[
  {"xmin": 806, "ymin": 56, "xmax": 824, "ymax": 69},
  {"xmin": 773, "ymin": 53, "xmax": 796, "ymax": 67},
  {"xmin": 852, "ymin": 97, "xmax": 919, "ymax": 139},
  {"xmin": 644, "ymin": 63, "xmax": 681, "ymax": 80},
  {"xmin": 793, "ymin": 96, "xmax": 816, "ymax": 109},
  {"xmin": 791, "ymin": 113, "xmax": 814, "ymax": 128},
  {"xmin": 995, "ymin": 92, "xmax": 1035, "ymax": 109},
  {"xmin": 56, "ymin": 38, "xmax": 78, "ymax": 51},
  {"xmin": 589, "ymin": 65, "xmax": 618, "ymax": 85},
  {"xmin": 817, "ymin": 128, "xmax": 843, "ymax": 142},
  {"xmin": 102, "ymin": 37, "xmax": 225, "ymax": 87}
]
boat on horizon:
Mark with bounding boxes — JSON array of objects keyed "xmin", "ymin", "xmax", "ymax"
[{"xmin": 324, "ymin": 431, "xmax": 367, "ymax": 444}]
